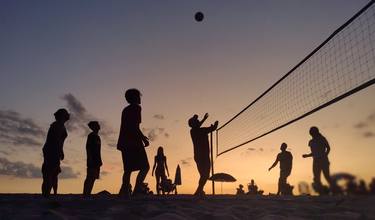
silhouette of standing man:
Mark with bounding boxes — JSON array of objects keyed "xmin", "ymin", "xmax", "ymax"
[
  {"xmin": 83, "ymin": 121, "xmax": 102, "ymax": 196},
  {"xmin": 117, "ymin": 89, "xmax": 150, "ymax": 197},
  {"xmin": 41, "ymin": 108, "xmax": 70, "ymax": 197},
  {"xmin": 303, "ymin": 126, "xmax": 333, "ymax": 194},
  {"xmin": 268, "ymin": 143, "xmax": 293, "ymax": 195},
  {"xmin": 189, "ymin": 113, "xmax": 218, "ymax": 197}
]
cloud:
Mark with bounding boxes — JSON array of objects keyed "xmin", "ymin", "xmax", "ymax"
[
  {"xmin": 363, "ymin": 131, "xmax": 375, "ymax": 138},
  {"xmin": 353, "ymin": 111, "xmax": 375, "ymax": 138},
  {"xmin": 142, "ymin": 127, "xmax": 169, "ymax": 141},
  {"xmin": 0, "ymin": 157, "xmax": 41, "ymax": 178},
  {"xmin": 60, "ymin": 166, "xmax": 80, "ymax": 179},
  {"xmin": 61, "ymin": 93, "xmax": 116, "ymax": 146},
  {"xmin": 0, "ymin": 110, "xmax": 45, "ymax": 147},
  {"xmin": 0, "ymin": 157, "xmax": 79, "ymax": 179},
  {"xmin": 153, "ymin": 114, "xmax": 165, "ymax": 120},
  {"xmin": 354, "ymin": 122, "xmax": 367, "ymax": 129},
  {"xmin": 180, "ymin": 157, "xmax": 193, "ymax": 167}
]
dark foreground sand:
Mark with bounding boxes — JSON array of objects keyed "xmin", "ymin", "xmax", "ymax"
[{"xmin": 0, "ymin": 194, "xmax": 374, "ymax": 220}]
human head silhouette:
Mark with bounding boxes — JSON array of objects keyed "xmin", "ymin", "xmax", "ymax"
[
  {"xmin": 157, "ymin": 146, "xmax": 164, "ymax": 157},
  {"xmin": 88, "ymin": 121, "xmax": 100, "ymax": 132},
  {"xmin": 280, "ymin": 143, "xmax": 287, "ymax": 152},
  {"xmin": 188, "ymin": 114, "xmax": 199, "ymax": 128},
  {"xmin": 125, "ymin": 88, "xmax": 141, "ymax": 104},
  {"xmin": 309, "ymin": 126, "xmax": 320, "ymax": 138},
  {"xmin": 54, "ymin": 108, "xmax": 70, "ymax": 122}
]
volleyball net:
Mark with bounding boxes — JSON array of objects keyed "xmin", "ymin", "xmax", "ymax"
[{"xmin": 216, "ymin": 0, "xmax": 375, "ymax": 156}]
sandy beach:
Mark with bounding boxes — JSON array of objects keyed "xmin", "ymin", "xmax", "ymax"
[{"xmin": 0, "ymin": 194, "xmax": 374, "ymax": 219}]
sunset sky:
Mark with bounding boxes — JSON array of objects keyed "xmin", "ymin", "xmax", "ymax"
[{"xmin": 1, "ymin": 0, "xmax": 374, "ymax": 195}]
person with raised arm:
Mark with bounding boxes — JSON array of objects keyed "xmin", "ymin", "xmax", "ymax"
[{"xmin": 188, "ymin": 113, "xmax": 218, "ymax": 197}]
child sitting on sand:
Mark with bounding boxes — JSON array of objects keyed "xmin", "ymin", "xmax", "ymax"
[
  {"xmin": 83, "ymin": 121, "xmax": 102, "ymax": 196},
  {"xmin": 188, "ymin": 113, "xmax": 218, "ymax": 197}
]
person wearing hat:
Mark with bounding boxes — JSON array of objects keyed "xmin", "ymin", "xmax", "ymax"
[
  {"xmin": 303, "ymin": 126, "xmax": 333, "ymax": 194},
  {"xmin": 41, "ymin": 108, "xmax": 70, "ymax": 197},
  {"xmin": 268, "ymin": 143, "xmax": 293, "ymax": 195},
  {"xmin": 83, "ymin": 121, "xmax": 102, "ymax": 196},
  {"xmin": 117, "ymin": 88, "xmax": 150, "ymax": 197},
  {"xmin": 189, "ymin": 113, "xmax": 218, "ymax": 197}
]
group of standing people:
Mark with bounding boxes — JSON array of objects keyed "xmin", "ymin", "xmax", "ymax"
[
  {"xmin": 40, "ymin": 88, "xmax": 336, "ymax": 197},
  {"xmin": 268, "ymin": 126, "xmax": 334, "ymax": 195},
  {"xmin": 41, "ymin": 89, "xmax": 171, "ymax": 197}
]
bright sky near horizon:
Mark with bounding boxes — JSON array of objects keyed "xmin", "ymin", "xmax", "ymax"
[{"xmin": 0, "ymin": 0, "xmax": 374, "ymax": 195}]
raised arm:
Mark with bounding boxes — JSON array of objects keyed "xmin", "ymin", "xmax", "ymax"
[{"xmin": 198, "ymin": 113, "xmax": 209, "ymax": 127}]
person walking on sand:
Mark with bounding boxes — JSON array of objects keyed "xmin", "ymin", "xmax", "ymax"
[
  {"xmin": 152, "ymin": 146, "xmax": 169, "ymax": 195},
  {"xmin": 303, "ymin": 126, "xmax": 333, "ymax": 194},
  {"xmin": 83, "ymin": 121, "xmax": 102, "ymax": 196},
  {"xmin": 117, "ymin": 89, "xmax": 150, "ymax": 197},
  {"xmin": 268, "ymin": 143, "xmax": 293, "ymax": 195},
  {"xmin": 41, "ymin": 108, "xmax": 70, "ymax": 197},
  {"xmin": 189, "ymin": 113, "xmax": 218, "ymax": 197}
]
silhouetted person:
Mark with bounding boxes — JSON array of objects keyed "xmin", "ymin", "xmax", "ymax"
[
  {"xmin": 83, "ymin": 121, "xmax": 102, "ymax": 196},
  {"xmin": 189, "ymin": 113, "xmax": 218, "ymax": 197},
  {"xmin": 236, "ymin": 184, "xmax": 245, "ymax": 195},
  {"xmin": 303, "ymin": 126, "xmax": 333, "ymax": 195},
  {"xmin": 346, "ymin": 179, "xmax": 358, "ymax": 195},
  {"xmin": 369, "ymin": 178, "xmax": 375, "ymax": 194},
  {"xmin": 247, "ymin": 179, "xmax": 258, "ymax": 195},
  {"xmin": 117, "ymin": 89, "xmax": 150, "ymax": 197},
  {"xmin": 152, "ymin": 146, "xmax": 169, "ymax": 195},
  {"xmin": 268, "ymin": 143, "xmax": 293, "ymax": 195},
  {"xmin": 357, "ymin": 179, "xmax": 368, "ymax": 195},
  {"xmin": 41, "ymin": 109, "xmax": 70, "ymax": 197}
]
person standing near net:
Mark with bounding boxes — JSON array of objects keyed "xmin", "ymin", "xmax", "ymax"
[
  {"xmin": 303, "ymin": 126, "xmax": 333, "ymax": 194},
  {"xmin": 188, "ymin": 113, "xmax": 218, "ymax": 197},
  {"xmin": 41, "ymin": 108, "xmax": 70, "ymax": 197},
  {"xmin": 117, "ymin": 88, "xmax": 150, "ymax": 197},
  {"xmin": 151, "ymin": 146, "xmax": 169, "ymax": 195},
  {"xmin": 83, "ymin": 121, "xmax": 102, "ymax": 196},
  {"xmin": 268, "ymin": 143, "xmax": 293, "ymax": 195}
]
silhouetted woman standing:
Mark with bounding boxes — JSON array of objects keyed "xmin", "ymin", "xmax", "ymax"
[
  {"xmin": 41, "ymin": 108, "xmax": 70, "ymax": 197},
  {"xmin": 152, "ymin": 146, "xmax": 169, "ymax": 194}
]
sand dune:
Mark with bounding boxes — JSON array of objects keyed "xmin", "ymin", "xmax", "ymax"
[{"xmin": 0, "ymin": 194, "xmax": 374, "ymax": 219}]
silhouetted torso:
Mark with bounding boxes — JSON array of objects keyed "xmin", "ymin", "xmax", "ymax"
[
  {"xmin": 86, "ymin": 132, "xmax": 102, "ymax": 168},
  {"xmin": 190, "ymin": 126, "xmax": 215, "ymax": 161},
  {"xmin": 117, "ymin": 104, "xmax": 142, "ymax": 150},
  {"xmin": 155, "ymin": 155, "xmax": 166, "ymax": 176},
  {"xmin": 277, "ymin": 151, "xmax": 293, "ymax": 172},
  {"xmin": 43, "ymin": 121, "xmax": 67, "ymax": 166},
  {"xmin": 308, "ymin": 135, "xmax": 329, "ymax": 159}
]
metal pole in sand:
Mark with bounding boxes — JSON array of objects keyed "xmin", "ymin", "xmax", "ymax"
[{"xmin": 210, "ymin": 131, "xmax": 215, "ymax": 195}]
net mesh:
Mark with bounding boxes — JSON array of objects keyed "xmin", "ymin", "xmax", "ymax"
[{"xmin": 217, "ymin": 1, "xmax": 375, "ymax": 156}]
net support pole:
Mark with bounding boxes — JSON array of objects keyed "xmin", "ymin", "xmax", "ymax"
[{"xmin": 210, "ymin": 131, "xmax": 215, "ymax": 195}]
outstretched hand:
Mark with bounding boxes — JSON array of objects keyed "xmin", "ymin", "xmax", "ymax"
[
  {"xmin": 203, "ymin": 113, "xmax": 209, "ymax": 119},
  {"xmin": 143, "ymin": 136, "xmax": 150, "ymax": 147}
]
